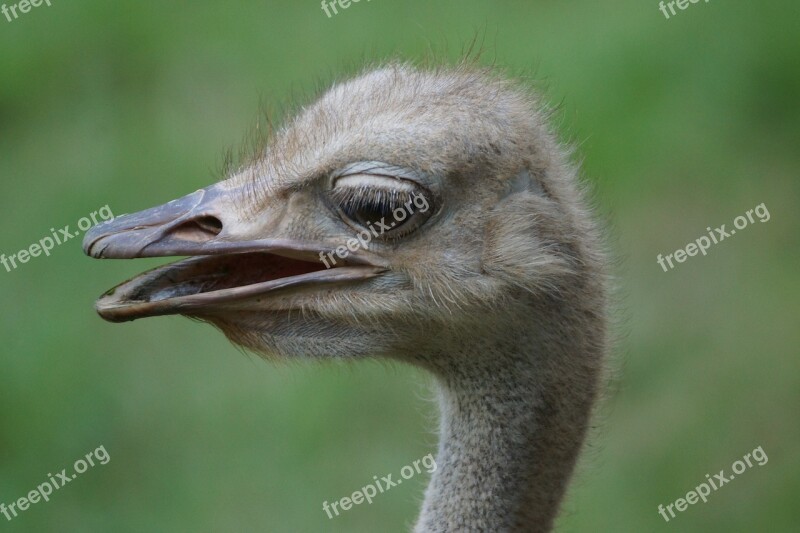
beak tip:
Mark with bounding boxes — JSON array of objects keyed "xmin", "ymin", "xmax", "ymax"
[
  {"xmin": 95, "ymin": 292, "xmax": 138, "ymax": 323},
  {"xmin": 83, "ymin": 223, "xmax": 110, "ymax": 257}
]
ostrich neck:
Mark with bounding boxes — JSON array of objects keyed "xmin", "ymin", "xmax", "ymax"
[{"xmin": 414, "ymin": 315, "xmax": 601, "ymax": 532}]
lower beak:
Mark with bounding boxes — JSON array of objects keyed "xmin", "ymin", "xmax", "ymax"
[{"xmin": 83, "ymin": 183, "xmax": 388, "ymax": 322}]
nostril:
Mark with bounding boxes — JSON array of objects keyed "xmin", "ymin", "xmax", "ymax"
[
  {"xmin": 169, "ymin": 216, "xmax": 223, "ymax": 243},
  {"xmin": 194, "ymin": 216, "xmax": 223, "ymax": 235}
]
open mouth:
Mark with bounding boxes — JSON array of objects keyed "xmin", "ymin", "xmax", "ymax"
[
  {"xmin": 94, "ymin": 251, "xmax": 386, "ymax": 323},
  {"xmin": 83, "ymin": 184, "xmax": 388, "ymax": 323}
]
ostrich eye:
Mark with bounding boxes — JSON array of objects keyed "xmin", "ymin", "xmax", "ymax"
[{"xmin": 331, "ymin": 174, "xmax": 433, "ymax": 238}]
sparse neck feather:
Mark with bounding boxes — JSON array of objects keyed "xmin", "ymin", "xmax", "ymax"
[{"xmin": 414, "ymin": 303, "xmax": 602, "ymax": 532}]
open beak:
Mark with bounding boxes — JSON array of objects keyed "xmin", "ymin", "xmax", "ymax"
[{"xmin": 83, "ymin": 183, "xmax": 388, "ymax": 323}]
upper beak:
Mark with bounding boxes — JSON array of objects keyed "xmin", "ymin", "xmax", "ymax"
[
  {"xmin": 84, "ymin": 184, "xmax": 228, "ymax": 259},
  {"xmin": 83, "ymin": 182, "xmax": 388, "ymax": 322}
]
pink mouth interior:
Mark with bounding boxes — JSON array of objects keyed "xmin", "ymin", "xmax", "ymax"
[{"xmin": 129, "ymin": 252, "xmax": 329, "ymax": 303}]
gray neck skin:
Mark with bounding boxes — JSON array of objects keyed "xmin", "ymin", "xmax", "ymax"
[{"xmin": 413, "ymin": 308, "xmax": 601, "ymax": 532}]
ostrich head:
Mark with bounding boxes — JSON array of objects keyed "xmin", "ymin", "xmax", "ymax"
[{"xmin": 84, "ymin": 63, "xmax": 608, "ymax": 531}]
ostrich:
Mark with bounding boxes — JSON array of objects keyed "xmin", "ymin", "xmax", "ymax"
[{"xmin": 83, "ymin": 62, "xmax": 609, "ymax": 532}]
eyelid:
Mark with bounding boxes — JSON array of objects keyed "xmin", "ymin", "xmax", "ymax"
[
  {"xmin": 331, "ymin": 161, "xmax": 424, "ymax": 182},
  {"xmin": 334, "ymin": 174, "xmax": 418, "ymax": 192}
]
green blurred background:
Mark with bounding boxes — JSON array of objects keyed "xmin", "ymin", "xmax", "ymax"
[{"xmin": 1, "ymin": 1, "xmax": 798, "ymax": 531}]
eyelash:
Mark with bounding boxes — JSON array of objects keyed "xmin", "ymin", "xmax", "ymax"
[{"xmin": 332, "ymin": 187, "xmax": 411, "ymax": 214}]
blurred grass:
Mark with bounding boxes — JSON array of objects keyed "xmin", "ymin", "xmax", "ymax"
[{"xmin": 0, "ymin": 0, "xmax": 798, "ymax": 531}]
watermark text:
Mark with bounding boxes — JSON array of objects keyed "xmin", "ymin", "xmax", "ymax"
[
  {"xmin": 322, "ymin": 453, "xmax": 436, "ymax": 519},
  {"xmin": 658, "ymin": 445, "xmax": 767, "ymax": 522},
  {"xmin": 1, "ymin": 205, "xmax": 114, "ymax": 273},
  {"xmin": 1, "ymin": 445, "xmax": 111, "ymax": 522},
  {"xmin": 657, "ymin": 203, "xmax": 770, "ymax": 272}
]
